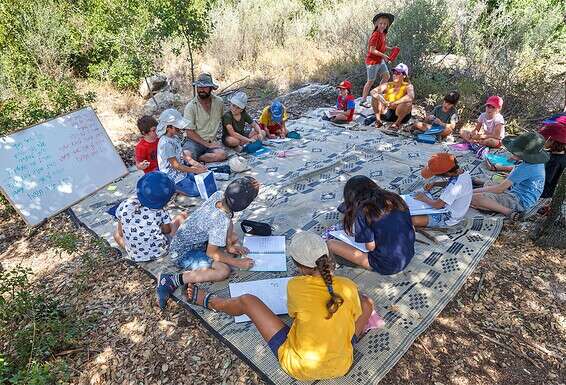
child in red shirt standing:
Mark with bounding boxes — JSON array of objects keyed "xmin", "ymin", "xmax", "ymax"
[
  {"xmin": 323, "ymin": 80, "xmax": 356, "ymax": 123},
  {"xmin": 361, "ymin": 13, "xmax": 395, "ymax": 108},
  {"xmin": 135, "ymin": 115, "xmax": 159, "ymax": 173}
]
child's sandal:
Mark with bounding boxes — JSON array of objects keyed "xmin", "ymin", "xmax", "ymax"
[{"xmin": 187, "ymin": 283, "xmax": 216, "ymax": 311}]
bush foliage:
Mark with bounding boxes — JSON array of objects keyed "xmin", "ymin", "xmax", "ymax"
[{"xmin": 0, "ymin": 266, "xmax": 84, "ymax": 384}]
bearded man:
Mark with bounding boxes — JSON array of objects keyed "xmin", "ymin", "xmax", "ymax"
[{"xmin": 182, "ymin": 73, "xmax": 227, "ymax": 163}]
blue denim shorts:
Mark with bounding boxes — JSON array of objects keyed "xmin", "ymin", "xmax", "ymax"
[
  {"xmin": 176, "ymin": 248, "xmax": 213, "ymax": 270},
  {"xmin": 427, "ymin": 212, "xmax": 452, "ymax": 228},
  {"xmin": 175, "ymin": 174, "xmax": 200, "ymax": 197}
]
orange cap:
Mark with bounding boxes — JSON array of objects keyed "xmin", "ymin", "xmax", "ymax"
[{"xmin": 421, "ymin": 153, "xmax": 457, "ymax": 179}]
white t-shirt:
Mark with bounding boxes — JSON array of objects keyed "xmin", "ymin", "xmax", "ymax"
[
  {"xmin": 439, "ymin": 171, "xmax": 473, "ymax": 226},
  {"xmin": 477, "ymin": 112, "xmax": 505, "ymax": 139},
  {"xmin": 116, "ymin": 197, "xmax": 172, "ymax": 262}
]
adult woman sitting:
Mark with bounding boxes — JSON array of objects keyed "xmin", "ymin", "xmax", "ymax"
[{"xmin": 370, "ymin": 63, "xmax": 414, "ymax": 130}]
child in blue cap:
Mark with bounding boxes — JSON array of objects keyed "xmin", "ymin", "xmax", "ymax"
[
  {"xmin": 259, "ymin": 100, "xmax": 288, "ymax": 139},
  {"xmin": 113, "ymin": 172, "xmax": 187, "ymax": 262}
]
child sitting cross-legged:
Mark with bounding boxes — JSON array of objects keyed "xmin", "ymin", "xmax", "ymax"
[
  {"xmin": 460, "ymin": 96, "xmax": 505, "ymax": 155},
  {"xmin": 411, "ymin": 153, "xmax": 473, "ymax": 228},
  {"xmin": 471, "ymin": 132, "xmax": 549, "ymax": 220},
  {"xmin": 113, "ymin": 172, "xmax": 188, "ymax": 262},
  {"xmin": 182, "ymin": 232, "xmax": 375, "ymax": 381},
  {"xmin": 156, "ymin": 108, "xmax": 208, "ymax": 197},
  {"xmin": 327, "ymin": 175, "xmax": 415, "ymax": 275},
  {"xmin": 259, "ymin": 100, "xmax": 288, "ymax": 139},
  {"xmin": 156, "ymin": 177, "xmax": 260, "ymax": 309},
  {"xmin": 323, "ymin": 80, "xmax": 356, "ymax": 124},
  {"xmin": 222, "ymin": 91, "xmax": 265, "ymax": 149},
  {"xmin": 412, "ymin": 91, "xmax": 460, "ymax": 139}
]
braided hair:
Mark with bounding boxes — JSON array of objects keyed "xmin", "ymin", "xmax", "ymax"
[{"xmin": 315, "ymin": 254, "xmax": 344, "ymax": 319}]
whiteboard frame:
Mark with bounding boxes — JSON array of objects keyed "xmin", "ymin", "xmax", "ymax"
[{"xmin": 0, "ymin": 106, "xmax": 129, "ymax": 227}]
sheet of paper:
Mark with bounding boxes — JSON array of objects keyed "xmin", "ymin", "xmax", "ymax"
[
  {"xmin": 248, "ymin": 253, "xmax": 287, "ymax": 272},
  {"xmin": 401, "ymin": 194, "xmax": 449, "ymax": 216},
  {"xmin": 243, "ymin": 236, "xmax": 285, "ymax": 254},
  {"xmin": 329, "ymin": 230, "xmax": 369, "ymax": 252},
  {"xmin": 229, "ymin": 277, "xmax": 292, "ymax": 322}
]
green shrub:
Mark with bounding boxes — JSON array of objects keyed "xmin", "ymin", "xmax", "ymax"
[{"xmin": 0, "ymin": 266, "xmax": 85, "ymax": 384}]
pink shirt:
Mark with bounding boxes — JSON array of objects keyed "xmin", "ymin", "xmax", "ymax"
[{"xmin": 478, "ymin": 112, "xmax": 505, "ymax": 139}]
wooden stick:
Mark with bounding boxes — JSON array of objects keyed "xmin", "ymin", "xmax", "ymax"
[
  {"xmin": 484, "ymin": 327, "xmax": 564, "ymax": 361},
  {"xmin": 473, "ymin": 270, "xmax": 484, "ymax": 301},
  {"xmin": 217, "ymin": 75, "xmax": 250, "ymax": 95},
  {"xmin": 478, "ymin": 332, "xmax": 541, "ymax": 368},
  {"xmin": 416, "ymin": 342, "xmax": 440, "ymax": 364}
]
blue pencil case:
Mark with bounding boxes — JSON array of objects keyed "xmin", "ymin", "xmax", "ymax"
[
  {"xmin": 424, "ymin": 124, "xmax": 444, "ymax": 135},
  {"xmin": 416, "ymin": 134, "xmax": 437, "ymax": 144}
]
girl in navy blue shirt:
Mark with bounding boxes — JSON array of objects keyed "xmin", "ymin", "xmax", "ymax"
[{"xmin": 328, "ymin": 175, "xmax": 415, "ymax": 275}]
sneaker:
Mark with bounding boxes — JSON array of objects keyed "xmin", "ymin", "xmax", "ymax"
[{"xmin": 156, "ymin": 273, "xmax": 178, "ymax": 310}]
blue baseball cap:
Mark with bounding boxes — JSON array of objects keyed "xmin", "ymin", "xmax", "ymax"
[
  {"xmin": 270, "ymin": 100, "xmax": 284, "ymax": 123},
  {"xmin": 136, "ymin": 172, "xmax": 176, "ymax": 209}
]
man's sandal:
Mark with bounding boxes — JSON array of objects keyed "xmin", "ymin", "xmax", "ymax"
[{"xmin": 187, "ymin": 283, "xmax": 216, "ymax": 311}]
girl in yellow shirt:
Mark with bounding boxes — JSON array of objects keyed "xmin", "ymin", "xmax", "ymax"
[
  {"xmin": 184, "ymin": 232, "xmax": 374, "ymax": 381},
  {"xmin": 370, "ymin": 63, "xmax": 415, "ymax": 130}
]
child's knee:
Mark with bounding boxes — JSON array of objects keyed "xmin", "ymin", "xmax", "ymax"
[{"xmin": 361, "ymin": 295, "xmax": 374, "ymax": 309}]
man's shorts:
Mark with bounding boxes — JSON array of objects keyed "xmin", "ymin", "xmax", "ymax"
[
  {"xmin": 367, "ymin": 62, "xmax": 389, "ymax": 81},
  {"xmin": 182, "ymin": 139, "xmax": 218, "ymax": 159},
  {"xmin": 481, "ymin": 191, "xmax": 524, "ymax": 212},
  {"xmin": 427, "ymin": 212, "xmax": 452, "ymax": 228},
  {"xmin": 176, "ymin": 247, "xmax": 213, "ymax": 270}
]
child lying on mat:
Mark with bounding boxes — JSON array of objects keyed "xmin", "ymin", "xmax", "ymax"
[
  {"xmin": 412, "ymin": 91, "xmax": 460, "ymax": 139},
  {"xmin": 411, "ymin": 153, "xmax": 472, "ymax": 228},
  {"xmin": 156, "ymin": 177, "xmax": 260, "ymax": 309},
  {"xmin": 327, "ymin": 175, "xmax": 415, "ymax": 275},
  {"xmin": 113, "ymin": 172, "xmax": 187, "ymax": 262},
  {"xmin": 323, "ymin": 80, "xmax": 356, "ymax": 124},
  {"xmin": 183, "ymin": 232, "xmax": 375, "ymax": 381},
  {"xmin": 471, "ymin": 132, "xmax": 548, "ymax": 220}
]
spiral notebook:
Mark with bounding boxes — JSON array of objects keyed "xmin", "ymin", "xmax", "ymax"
[{"xmin": 243, "ymin": 235, "xmax": 287, "ymax": 272}]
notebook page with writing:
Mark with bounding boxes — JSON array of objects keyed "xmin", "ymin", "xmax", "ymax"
[{"xmin": 243, "ymin": 236, "xmax": 287, "ymax": 272}]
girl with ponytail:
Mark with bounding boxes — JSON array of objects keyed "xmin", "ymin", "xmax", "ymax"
[
  {"xmin": 328, "ymin": 175, "xmax": 415, "ymax": 275},
  {"xmin": 183, "ymin": 232, "xmax": 374, "ymax": 381}
]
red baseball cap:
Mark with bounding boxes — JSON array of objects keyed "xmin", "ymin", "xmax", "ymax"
[
  {"xmin": 337, "ymin": 80, "xmax": 352, "ymax": 90},
  {"xmin": 539, "ymin": 115, "xmax": 566, "ymax": 144},
  {"xmin": 485, "ymin": 95, "xmax": 503, "ymax": 109},
  {"xmin": 421, "ymin": 153, "xmax": 457, "ymax": 179}
]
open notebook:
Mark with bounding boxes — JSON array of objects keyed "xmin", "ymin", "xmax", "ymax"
[
  {"xmin": 243, "ymin": 235, "xmax": 287, "ymax": 272},
  {"xmin": 329, "ymin": 230, "xmax": 369, "ymax": 253},
  {"xmin": 229, "ymin": 277, "xmax": 292, "ymax": 322},
  {"xmin": 401, "ymin": 194, "xmax": 449, "ymax": 216}
]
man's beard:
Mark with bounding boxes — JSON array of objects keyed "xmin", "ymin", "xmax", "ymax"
[{"xmin": 198, "ymin": 90, "xmax": 211, "ymax": 99}]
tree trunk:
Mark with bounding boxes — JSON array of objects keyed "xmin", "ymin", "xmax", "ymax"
[
  {"xmin": 532, "ymin": 169, "xmax": 566, "ymax": 248},
  {"xmin": 184, "ymin": 31, "xmax": 196, "ymax": 98}
]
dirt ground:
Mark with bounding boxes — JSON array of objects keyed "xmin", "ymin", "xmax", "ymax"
[{"xmin": 1, "ymin": 87, "xmax": 564, "ymax": 385}]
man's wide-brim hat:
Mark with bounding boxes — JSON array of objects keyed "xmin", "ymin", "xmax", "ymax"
[
  {"xmin": 372, "ymin": 12, "xmax": 395, "ymax": 25},
  {"xmin": 193, "ymin": 72, "xmax": 218, "ymax": 89},
  {"xmin": 502, "ymin": 132, "xmax": 550, "ymax": 164}
]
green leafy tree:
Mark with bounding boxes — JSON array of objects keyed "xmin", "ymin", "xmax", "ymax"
[{"xmin": 151, "ymin": 0, "xmax": 215, "ymax": 94}]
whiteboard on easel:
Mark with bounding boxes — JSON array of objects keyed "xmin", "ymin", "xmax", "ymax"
[{"xmin": 0, "ymin": 107, "xmax": 128, "ymax": 226}]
